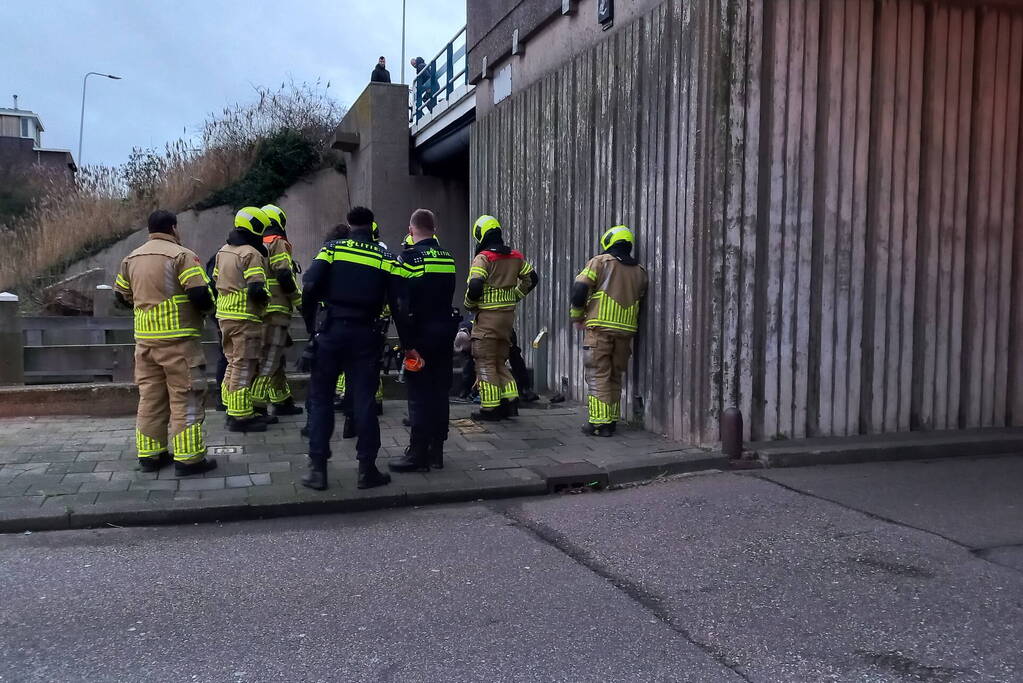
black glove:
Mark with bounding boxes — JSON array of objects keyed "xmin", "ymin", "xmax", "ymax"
[{"xmin": 299, "ymin": 337, "xmax": 317, "ymax": 373}]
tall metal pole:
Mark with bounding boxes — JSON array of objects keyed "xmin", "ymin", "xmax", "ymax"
[
  {"xmin": 78, "ymin": 71, "xmax": 121, "ymax": 167},
  {"xmin": 400, "ymin": 0, "xmax": 407, "ymax": 84}
]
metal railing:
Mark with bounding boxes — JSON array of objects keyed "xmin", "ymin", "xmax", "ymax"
[{"xmin": 409, "ymin": 25, "xmax": 469, "ymax": 125}]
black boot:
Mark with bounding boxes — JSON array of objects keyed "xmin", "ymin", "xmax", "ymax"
[
  {"xmin": 388, "ymin": 445, "xmax": 430, "ymax": 473},
  {"xmin": 472, "ymin": 405, "xmax": 505, "ymax": 422},
  {"xmin": 175, "ymin": 457, "xmax": 218, "ymax": 476},
  {"xmin": 273, "ymin": 397, "xmax": 304, "ymax": 416},
  {"xmin": 376, "ymin": 401, "xmax": 384, "ymax": 416},
  {"xmin": 428, "ymin": 440, "xmax": 444, "ymax": 470},
  {"xmin": 215, "ymin": 399, "xmax": 227, "ymax": 412},
  {"xmin": 300, "ymin": 424, "xmax": 310, "ymax": 438},
  {"xmin": 138, "ymin": 451, "xmax": 172, "ymax": 472},
  {"xmin": 253, "ymin": 404, "xmax": 278, "ymax": 424},
  {"xmin": 357, "ymin": 461, "xmax": 391, "ymax": 489},
  {"xmin": 301, "ymin": 459, "xmax": 328, "ymax": 490},
  {"xmin": 502, "ymin": 399, "xmax": 520, "ymax": 417},
  {"xmin": 226, "ymin": 416, "xmax": 268, "ymax": 433},
  {"xmin": 581, "ymin": 423, "xmax": 597, "ymax": 436},
  {"xmin": 342, "ymin": 416, "xmax": 356, "ymax": 439},
  {"xmin": 333, "ymin": 396, "xmax": 346, "ymax": 412},
  {"xmin": 594, "ymin": 424, "xmax": 614, "ymax": 438}
]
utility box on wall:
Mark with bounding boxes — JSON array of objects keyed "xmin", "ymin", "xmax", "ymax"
[{"xmin": 493, "ymin": 64, "xmax": 512, "ymax": 105}]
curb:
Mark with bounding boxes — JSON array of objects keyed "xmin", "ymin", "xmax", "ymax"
[
  {"xmin": 751, "ymin": 430, "xmax": 1023, "ymax": 468},
  {"xmin": 0, "ymin": 455, "xmax": 729, "ymax": 534}
]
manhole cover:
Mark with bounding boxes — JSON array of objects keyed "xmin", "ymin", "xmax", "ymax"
[{"xmin": 210, "ymin": 446, "xmax": 242, "ymax": 455}]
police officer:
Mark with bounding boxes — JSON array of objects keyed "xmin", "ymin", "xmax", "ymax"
[
  {"xmin": 388, "ymin": 209, "xmax": 459, "ymax": 472},
  {"xmin": 570, "ymin": 225, "xmax": 648, "ymax": 436},
  {"xmin": 113, "ymin": 210, "xmax": 217, "ymax": 475},
  {"xmin": 301, "ymin": 206, "xmax": 406, "ymax": 490},
  {"xmin": 250, "ymin": 204, "xmax": 303, "ymax": 421},
  {"xmin": 215, "ymin": 206, "xmax": 271, "ymax": 432},
  {"xmin": 336, "ymin": 220, "xmax": 389, "ymax": 436},
  {"xmin": 463, "ymin": 215, "xmax": 539, "ymax": 420}
]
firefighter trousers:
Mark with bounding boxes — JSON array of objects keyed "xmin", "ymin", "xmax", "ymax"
[
  {"xmin": 134, "ymin": 338, "xmax": 207, "ymax": 463},
  {"xmin": 251, "ymin": 321, "xmax": 292, "ymax": 406},
  {"xmin": 219, "ymin": 319, "xmax": 262, "ymax": 418},
  {"xmin": 582, "ymin": 327, "xmax": 634, "ymax": 425},
  {"xmin": 471, "ymin": 310, "xmax": 518, "ymax": 410}
]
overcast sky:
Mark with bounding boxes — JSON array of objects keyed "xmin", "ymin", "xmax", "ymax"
[{"xmin": 2, "ymin": 0, "xmax": 466, "ymax": 168}]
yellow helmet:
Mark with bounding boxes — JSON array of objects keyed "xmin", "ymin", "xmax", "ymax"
[
  {"xmin": 261, "ymin": 204, "xmax": 286, "ymax": 230},
  {"xmin": 472, "ymin": 215, "xmax": 501, "ymax": 243},
  {"xmin": 371, "ymin": 221, "xmax": 381, "ymax": 241},
  {"xmin": 235, "ymin": 206, "xmax": 271, "ymax": 236},
  {"xmin": 600, "ymin": 224, "xmax": 634, "ymax": 251}
]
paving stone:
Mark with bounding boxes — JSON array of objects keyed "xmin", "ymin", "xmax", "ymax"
[
  {"xmin": 74, "ymin": 451, "xmax": 113, "ymax": 462},
  {"xmin": 0, "ymin": 483, "xmax": 31, "ymax": 497},
  {"xmin": 248, "ymin": 462, "xmax": 291, "ymax": 473},
  {"xmin": 62, "ymin": 472, "xmax": 113, "ymax": 484},
  {"xmin": 178, "ymin": 477, "xmax": 225, "ymax": 491},
  {"xmin": 248, "ymin": 473, "xmax": 272, "ymax": 486},
  {"xmin": 228, "ymin": 453, "xmax": 270, "ymax": 464},
  {"xmin": 146, "ymin": 490, "xmax": 177, "ymax": 502},
  {"xmin": 129, "ymin": 479, "xmax": 179, "ymax": 492},
  {"xmin": 225, "ymin": 475, "xmax": 253, "ymax": 488},
  {"xmin": 95, "ymin": 491, "xmax": 151, "ymax": 505},
  {"xmin": 92, "ymin": 460, "xmax": 140, "ymax": 472},
  {"xmin": 78, "ymin": 479, "xmax": 132, "ymax": 493},
  {"xmin": 30, "ymin": 452, "xmax": 78, "ymax": 463},
  {"xmin": 0, "ymin": 495, "xmax": 45, "ymax": 511},
  {"xmin": 198, "ymin": 488, "xmax": 249, "ymax": 503},
  {"xmin": 41, "ymin": 493, "xmax": 99, "ymax": 508}
]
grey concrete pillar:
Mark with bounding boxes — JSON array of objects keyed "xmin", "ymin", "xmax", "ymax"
[
  {"xmin": 0, "ymin": 293, "xmax": 25, "ymax": 386},
  {"xmin": 93, "ymin": 284, "xmax": 114, "ymax": 317}
]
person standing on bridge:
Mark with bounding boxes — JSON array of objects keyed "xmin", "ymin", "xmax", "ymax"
[
  {"xmin": 113, "ymin": 210, "xmax": 217, "ymax": 475},
  {"xmin": 371, "ymin": 56, "xmax": 391, "ymax": 83},
  {"xmin": 570, "ymin": 225, "xmax": 648, "ymax": 437},
  {"xmin": 214, "ymin": 207, "xmax": 272, "ymax": 433},
  {"xmin": 463, "ymin": 215, "xmax": 539, "ymax": 421},
  {"xmin": 249, "ymin": 204, "xmax": 304, "ymax": 421},
  {"xmin": 388, "ymin": 209, "xmax": 460, "ymax": 473}
]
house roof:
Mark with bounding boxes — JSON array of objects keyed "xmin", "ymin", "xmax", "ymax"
[{"xmin": 0, "ymin": 108, "xmax": 44, "ymax": 132}]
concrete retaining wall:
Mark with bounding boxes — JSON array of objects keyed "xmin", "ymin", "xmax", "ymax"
[
  {"xmin": 470, "ymin": 0, "xmax": 1023, "ymax": 444},
  {"xmin": 64, "ymin": 167, "xmax": 352, "ymax": 284}
]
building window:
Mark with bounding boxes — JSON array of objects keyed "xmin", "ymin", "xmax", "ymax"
[{"xmin": 21, "ymin": 117, "xmax": 30, "ymax": 138}]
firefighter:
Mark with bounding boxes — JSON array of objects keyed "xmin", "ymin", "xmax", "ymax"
[
  {"xmin": 570, "ymin": 225, "xmax": 648, "ymax": 436},
  {"xmin": 250, "ymin": 204, "xmax": 303, "ymax": 421},
  {"xmin": 388, "ymin": 209, "xmax": 460, "ymax": 472},
  {"xmin": 463, "ymin": 215, "xmax": 539, "ymax": 420},
  {"xmin": 113, "ymin": 210, "xmax": 217, "ymax": 475},
  {"xmin": 214, "ymin": 206, "xmax": 272, "ymax": 432},
  {"xmin": 300, "ymin": 206, "xmax": 408, "ymax": 491}
]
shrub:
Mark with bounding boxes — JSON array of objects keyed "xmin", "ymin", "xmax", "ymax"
[
  {"xmin": 0, "ymin": 80, "xmax": 345, "ymax": 292},
  {"xmin": 195, "ymin": 129, "xmax": 321, "ymax": 210}
]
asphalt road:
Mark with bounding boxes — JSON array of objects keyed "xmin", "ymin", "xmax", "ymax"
[{"xmin": 1, "ymin": 455, "xmax": 1021, "ymax": 682}]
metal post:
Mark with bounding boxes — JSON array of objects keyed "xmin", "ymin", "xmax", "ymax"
[
  {"xmin": 78, "ymin": 71, "xmax": 121, "ymax": 167},
  {"xmin": 0, "ymin": 293, "xmax": 24, "ymax": 386},
  {"xmin": 446, "ymin": 41, "xmax": 455, "ymax": 98},
  {"xmin": 400, "ymin": 0, "xmax": 407, "ymax": 85},
  {"xmin": 721, "ymin": 407, "xmax": 744, "ymax": 459}
]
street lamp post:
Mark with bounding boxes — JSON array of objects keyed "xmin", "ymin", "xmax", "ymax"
[
  {"xmin": 78, "ymin": 71, "xmax": 121, "ymax": 167},
  {"xmin": 400, "ymin": 0, "xmax": 407, "ymax": 85}
]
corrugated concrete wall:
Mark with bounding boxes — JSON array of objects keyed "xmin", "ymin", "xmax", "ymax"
[{"xmin": 470, "ymin": 0, "xmax": 1023, "ymax": 444}]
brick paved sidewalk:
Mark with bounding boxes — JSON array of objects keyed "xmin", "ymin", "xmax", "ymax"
[{"xmin": 0, "ymin": 401, "xmax": 723, "ymax": 531}]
